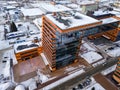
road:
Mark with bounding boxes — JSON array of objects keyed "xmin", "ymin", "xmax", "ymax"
[{"xmin": 46, "ymin": 57, "xmax": 118, "ymax": 90}]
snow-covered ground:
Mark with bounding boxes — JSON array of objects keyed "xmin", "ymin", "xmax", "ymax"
[
  {"xmin": 0, "ymin": 41, "xmax": 12, "ymax": 50},
  {"xmin": 0, "ymin": 49, "xmax": 18, "ymax": 81}
]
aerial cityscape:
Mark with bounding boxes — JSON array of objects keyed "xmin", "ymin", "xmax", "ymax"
[{"xmin": 0, "ymin": 0, "xmax": 120, "ymax": 90}]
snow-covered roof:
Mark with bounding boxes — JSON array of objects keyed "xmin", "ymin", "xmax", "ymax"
[
  {"xmin": 99, "ymin": 0, "xmax": 108, "ymax": 2},
  {"xmin": 55, "ymin": 0, "xmax": 71, "ymax": 4},
  {"xmin": 93, "ymin": 10, "xmax": 109, "ymax": 16},
  {"xmin": 21, "ymin": 8, "xmax": 44, "ymax": 17},
  {"xmin": 32, "ymin": 3, "xmax": 71, "ymax": 13},
  {"xmin": 6, "ymin": 6, "xmax": 16, "ymax": 10},
  {"xmin": 81, "ymin": 51, "xmax": 103, "ymax": 64},
  {"xmin": 106, "ymin": 47, "xmax": 120, "ymax": 57},
  {"xmin": 101, "ymin": 17, "xmax": 119, "ymax": 24},
  {"xmin": 8, "ymin": 1, "xmax": 17, "ymax": 4},
  {"xmin": 80, "ymin": 1, "xmax": 96, "ymax": 5},
  {"xmin": 94, "ymin": 9, "xmax": 120, "ymax": 16},
  {"xmin": 105, "ymin": 41, "xmax": 120, "ymax": 57},
  {"xmin": 66, "ymin": 4, "xmax": 82, "ymax": 11},
  {"xmin": 67, "ymin": 4, "xmax": 79, "ymax": 9},
  {"xmin": 46, "ymin": 11, "xmax": 100, "ymax": 30},
  {"xmin": 14, "ymin": 41, "xmax": 40, "ymax": 53}
]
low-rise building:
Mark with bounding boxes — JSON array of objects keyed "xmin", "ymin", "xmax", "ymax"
[{"xmin": 14, "ymin": 41, "xmax": 42, "ymax": 62}]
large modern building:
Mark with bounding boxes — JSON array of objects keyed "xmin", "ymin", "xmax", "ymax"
[
  {"xmin": 113, "ymin": 59, "xmax": 120, "ymax": 84},
  {"xmin": 42, "ymin": 11, "xmax": 120, "ymax": 71}
]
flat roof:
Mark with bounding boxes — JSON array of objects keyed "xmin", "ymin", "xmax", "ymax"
[
  {"xmin": 101, "ymin": 17, "xmax": 119, "ymax": 24},
  {"xmin": 14, "ymin": 41, "xmax": 41, "ymax": 53},
  {"xmin": 32, "ymin": 3, "xmax": 71, "ymax": 13},
  {"xmin": 45, "ymin": 11, "xmax": 100, "ymax": 30},
  {"xmin": 80, "ymin": 1, "xmax": 96, "ymax": 5},
  {"xmin": 21, "ymin": 8, "xmax": 44, "ymax": 16}
]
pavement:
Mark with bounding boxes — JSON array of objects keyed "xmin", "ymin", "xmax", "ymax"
[{"xmin": 46, "ymin": 57, "xmax": 118, "ymax": 90}]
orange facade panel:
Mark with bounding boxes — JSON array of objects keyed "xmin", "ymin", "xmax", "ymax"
[
  {"xmin": 42, "ymin": 16, "xmax": 57, "ymax": 69},
  {"xmin": 15, "ymin": 47, "xmax": 42, "ymax": 62},
  {"xmin": 113, "ymin": 75, "xmax": 120, "ymax": 83}
]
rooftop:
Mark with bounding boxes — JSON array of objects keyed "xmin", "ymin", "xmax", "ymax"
[
  {"xmin": 45, "ymin": 11, "xmax": 101, "ymax": 30},
  {"xmin": 31, "ymin": 3, "xmax": 71, "ymax": 13},
  {"xmin": 101, "ymin": 17, "xmax": 119, "ymax": 24},
  {"xmin": 14, "ymin": 41, "xmax": 41, "ymax": 53},
  {"xmin": 21, "ymin": 8, "xmax": 44, "ymax": 17}
]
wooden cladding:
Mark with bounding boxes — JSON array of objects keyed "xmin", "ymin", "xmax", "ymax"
[
  {"xmin": 15, "ymin": 47, "xmax": 42, "ymax": 62},
  {"xmin": 42, "ymin": 17, "xmax": 57, "ymax": 68}
]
